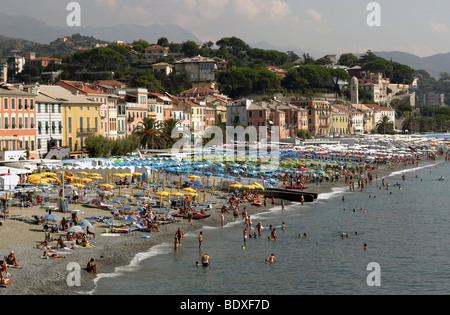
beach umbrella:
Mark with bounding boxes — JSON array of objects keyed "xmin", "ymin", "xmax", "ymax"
[
  {"xmin": 155, "ymin": 191, "xmax": 169, "ymax": 196},
  {"xmin": 182, "ymin": 187, "xmax": 196, "ymax": 192},
  {"xmin": 187, "ymin": 175, "xmax": 200, "ymax": 179},
  {"xmin": 67, "ymin": 226, "xmax": 84, "ymax": 233},
  {"xmin": 99, "ymin": 184, "xmax": 115, "ymax": 189},
  {"xmin": 78, "ymin": 219, "xmax": 94, "ymax": 230},
  {"xmin": 42, "ymin": 214, "xmax": 60, "ymax": 221},
  {"xmin": 253, "ymin": 182, "xmax": 264, "ymax": 190}
]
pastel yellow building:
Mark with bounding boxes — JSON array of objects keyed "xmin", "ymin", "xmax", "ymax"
[
  {"xmin": 37, "ymin": 86, "xmax": 103, "ymax": 158},
  {"xmin": 331, "ymin": 106, "xmax": 350, "ymax": 136}
]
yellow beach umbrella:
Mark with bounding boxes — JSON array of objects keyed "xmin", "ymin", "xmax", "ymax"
[
  {"xmin": 187, "ymin": 175, "xmax": 200, "ymax": 179},
  {"xmin": 253, "ymin": 182, "xmax": 264, "ymax": 190},
  {"xmin": 155, "ymin": 191, "xmax": 169, "ymax": 196},
  {"xmin": 182, "ymin": 187, "xmax": 196, "ymax": 192},
  {"xmin": 183, "ymin": 192, "xmax": 198, "ymax": 197},
  {"xmin": 99, "ymin": 184, "xmax": 115, "ymax": 189}
]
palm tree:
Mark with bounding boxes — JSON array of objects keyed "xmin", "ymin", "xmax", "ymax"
[
  {"xmin": 401, "ymin": 117, "xmax": 419, "ymax": 133},
  {"xmin": 161, "ymin": 118, "xmax": 181, "ymax": 148},
  {"xmin": 134, "ymin": 117, "xmax": 165, "ymax": 150},
  {"xmin": 375, "ymin": 115, "xmax": 394, "ymax": 134}
]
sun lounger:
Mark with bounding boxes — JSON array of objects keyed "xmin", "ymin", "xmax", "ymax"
[
  {"xmin": 111, "ymin": 227, "xmax": 137, "ymax": 233},
  {"xmin": 133, "ymin": 222, "xmax": 152, "ymax": 232}
]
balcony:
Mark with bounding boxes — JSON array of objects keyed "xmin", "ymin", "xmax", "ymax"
[{"xmin": 77, "ymin": 128, "xmax": 98, "ymax": 136}]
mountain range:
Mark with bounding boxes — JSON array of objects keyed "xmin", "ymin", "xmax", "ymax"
[
  {"xmin": 0, "ymin": 13, "xmax": 449, "ymax": 79},
  {"xmin": 0, "ymin": 13, "xmax": 200, "ymax": 45}
]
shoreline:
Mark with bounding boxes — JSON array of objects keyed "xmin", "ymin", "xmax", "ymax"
[{"xmin": 1, "ymin": 158, "xmax": 444, "ymax": 295}]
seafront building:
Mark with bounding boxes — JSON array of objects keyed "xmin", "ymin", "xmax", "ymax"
[
  {"xmin": 36, "ymin": 85, "xmax": 103, "ymax": 159},
  {"xmin": 0, "ymin": 83, "xmax": 38, "ymax": 159},
  {"xmin": 32, "ymin": 87, "xmax": 64, "ymax": 158}
]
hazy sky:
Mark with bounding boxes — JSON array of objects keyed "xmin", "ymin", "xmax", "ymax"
[{"xmin": 1, "ymin": 0, "xmax": 450, "ymax": 57}]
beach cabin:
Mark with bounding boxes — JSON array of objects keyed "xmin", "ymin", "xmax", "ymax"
[{"xmin": 0, "ymin": 174, "xmax": 20, "ymax": 190}]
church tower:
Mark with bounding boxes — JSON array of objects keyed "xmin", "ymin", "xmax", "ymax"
[{"xmin": 350, "ymin": 76, "xmax": 359, "ymax": 104}]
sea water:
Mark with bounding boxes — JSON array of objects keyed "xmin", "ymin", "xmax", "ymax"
[{"xmin": 92, "ymin": 160, "xmax": 450, "ymax": 295}]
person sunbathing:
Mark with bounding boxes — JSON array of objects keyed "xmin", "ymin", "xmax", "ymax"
[{"xmin": 43, "ymin": 251, "xmax": 66, "ymax": 259}]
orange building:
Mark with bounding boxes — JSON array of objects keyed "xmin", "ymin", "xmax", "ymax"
[{"xmin": 0, "ymin": 84, "xmax": 38, "ymax": 159}]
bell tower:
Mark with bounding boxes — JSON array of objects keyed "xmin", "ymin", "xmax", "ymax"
[{"xmin": 351, "ymin": 76, "xmax": 359, "ymax": 104}]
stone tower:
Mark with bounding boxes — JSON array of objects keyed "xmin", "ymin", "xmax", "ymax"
[{"xmin": 350, "ymin": 76, "xmax": 359, "ymax": 104}]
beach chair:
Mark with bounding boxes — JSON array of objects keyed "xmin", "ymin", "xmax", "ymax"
[{"xmin": 133, "ymin": 222, "xmax": 152, "ymax": 232}]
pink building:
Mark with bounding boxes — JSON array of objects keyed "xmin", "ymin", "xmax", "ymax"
[
  {"xmin": 124, "ymin": 88, "xmax": 148, "ymax": 135},
  {"xmin": 246, "ymin": 103, "xmax": 271, "ymax": 138}
]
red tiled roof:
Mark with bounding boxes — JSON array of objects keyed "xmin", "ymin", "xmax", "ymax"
[
  {"xmin": 56, "ymin": 80, "xmax": 107, "ymax": 95},
  {"xmin": 144, "ymin": 45, "xmax": 168, "ymax": 51},
  {"xmin": 181, "ymin": 87, "xmax": 218, "ymax": 95},
  {"xmin": 363, "ymin": 104, "xmax": 394, "ymax": 111}
]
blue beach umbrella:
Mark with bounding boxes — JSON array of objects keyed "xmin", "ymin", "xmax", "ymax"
[{"xmin": 42, "ymin": 214, "xmax": 60, "ymax": 221}]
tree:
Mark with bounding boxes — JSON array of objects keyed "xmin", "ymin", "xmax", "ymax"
[
  {"xmin": 84, "ymin": 135, "xmax": 110, "ymax": 157},
  {"xmin": 329, "ymin": 68, "xmax": 351, "ymax": 95},
  {"xmin": 161, "ymin": 118, "xmax": 181, "ymax": 148},
  {"xmin": 338, "ymin": 53, "xmax": 359, "ymax": 67},
  {"xmin": 181, "ymin": 41, "xmax": 199, "ymax": 57},
  {"xmin": 301, "ymin": 53, "xmax": 315, "ymax": 65},
  {"xmin": 296, "ymin": 129, "xmax": 312, "ymax": 140},
  {"xmin": 135, "ymin": 118, "xmax": 165, "ymax": 150},
  {"xmin": 133, "ymin": 75, "xmax": 164, "ymax": 93},
  {"xmin": 401, "ymin": 117, "xmax": 419, "ymax": 133},
  {"xmin": 157, "ymin": 37, "xmax": 169, "ymax": 47},
  {"xmin": 362, "ymin": 58, "xmax": 392, "ymax": 78},
  {"xmin": 110, "ymin": 135, "xmax": 140, "ymax": 156},
  {"xmin": 392, "ymin": 63, "xmax": 415, "ymax": 84},
  {"xmin": 375, "ymin": 115, "xmax": 395, "ymax": 134},
  {"xmin": 359, "ymin": 50, "xmax": 378, "ymax": 64},
  {"xmin": 216, "ymin": 37, "xmax": 250, "ymax": 56}
]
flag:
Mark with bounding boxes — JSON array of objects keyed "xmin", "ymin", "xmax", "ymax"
[{"xmin": 137, "ymin": 150, "xmax": 145, "ymax": 159}]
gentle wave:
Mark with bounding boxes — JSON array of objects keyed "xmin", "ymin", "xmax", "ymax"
[
  {"xmin": 385, "ymin": 162, "xmax": 438, "ymax": 178},
  {"xmin": 82, "ymin": 242, "xmax": 172, "ymax": 295}
]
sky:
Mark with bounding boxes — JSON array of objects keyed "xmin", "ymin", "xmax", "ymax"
[{"xmin": 1, "ymin": 0, "xmax": 450, "ymax": 57}]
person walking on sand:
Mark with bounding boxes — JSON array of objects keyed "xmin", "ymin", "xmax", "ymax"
[{"xmin": 281, "ymin": 200, "xmax": 285, "ymax": 211}]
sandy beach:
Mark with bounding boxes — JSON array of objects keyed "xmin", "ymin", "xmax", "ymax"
[{"xmin": 0, "ymin": 155, "xmax": 442, "ymax": 295}]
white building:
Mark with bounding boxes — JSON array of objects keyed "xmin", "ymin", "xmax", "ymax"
[
  {"xmin": 226, "ymin": 98, "xmax": 253, "ymax": 127},
  {"xmin": 31, "ymin": 86, "xmax": 64, "ymax": 158},
  {"xmin": 363, "ymin": 104, "xmax": 396, "ymax": 127}
]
